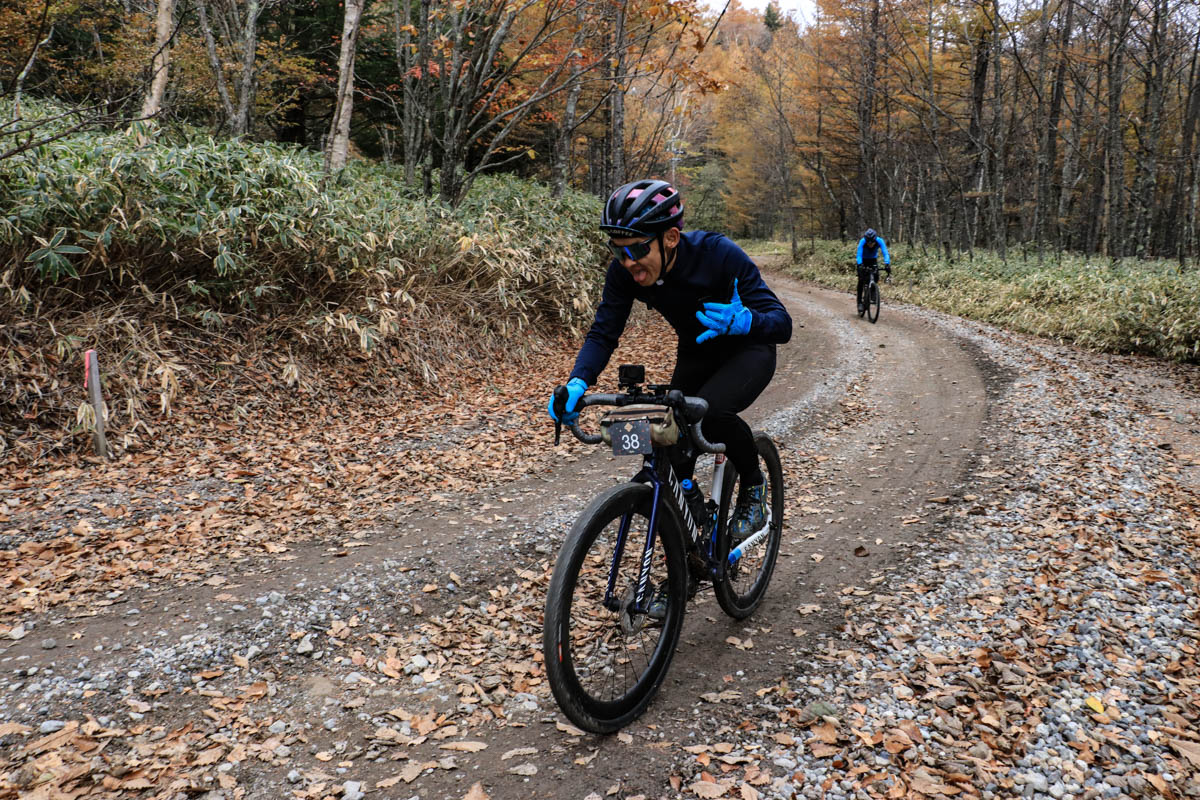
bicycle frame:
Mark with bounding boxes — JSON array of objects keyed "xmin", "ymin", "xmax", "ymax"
[{"xmin": 601, "ymin": 448, "xmax": 730, "ymax": 616}]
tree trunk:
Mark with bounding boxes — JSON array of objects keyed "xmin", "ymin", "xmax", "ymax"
[
  {"xmin": 232, "ymin": 0, "xmax": 261, "ymax": 137},
  {"xmin": 396, "ymin": 0, "xmax": 426, "ymax": 184},
  {"xmin": 609, "ymin": 0, "xmax": 628, "ymax": 188},
  {"xmin": 1101, "ymin": 0, "xmax": 1133, "ymax": 258},
  {"xmin": 197, "ymin": 0, "xmax": 235, "ymax": 129},
  {"xmin": 12, "ymin": 2, "xmax": 54, "ymax": 121},
  {"xmin": 1039, "ymin": 0, "xmax": 1073, "ymax": 254},
  {"xmin": 1166, "ymin": 27, "xmax": 1200, "ymax": 259},
  {"xmin": 324, "ymin": 0, "xmax": 364, "ymax": 174},
  {"xmin": 552, "ymin": 1, "xmax": 588, "ymax": 198},
  {"xmin": 856, "ymin": 0, "xmax": 881, "ymax": 229},
  {"xmin": 1131, "ymin": 0, "xmax": 1167, "ymax": 258},
  {"xmin": 989, "ymin": 0, "xmax": 1007, "ymax": 259},
  {"xmin": 140, "ymin": 0, "xmax": 176, "ymax": 119}
]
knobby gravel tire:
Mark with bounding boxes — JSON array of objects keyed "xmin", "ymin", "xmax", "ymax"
[
  {"xmin": 713, "ymin": 433, "xmax": 784, "ymax": 619},
  {"xmin": 543, "ymin": 482, "xmax": 688, "ymax": 733},
  {"xmin": 867, "ymin": 282, "xmax": 880, "ymax": 323}
]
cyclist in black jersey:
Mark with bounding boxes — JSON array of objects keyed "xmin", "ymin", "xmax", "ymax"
[{"xmin": 547, "ymin": 179, "xmax": 792, "ymax": 542}]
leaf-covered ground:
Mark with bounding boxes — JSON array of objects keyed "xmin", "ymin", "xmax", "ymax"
[{"xmin": 0, "ymin": 276, "xmax": 1198, "ymax": 800}]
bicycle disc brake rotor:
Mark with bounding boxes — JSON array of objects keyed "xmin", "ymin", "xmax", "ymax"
[{"xmin": 618, "ymin": 584, "xmax": 648, "ymax": 635}]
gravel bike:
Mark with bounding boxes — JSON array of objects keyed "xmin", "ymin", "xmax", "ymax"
[{"xmin": 543, "ymin": 365, "xmax": 783, "ymax": 733}]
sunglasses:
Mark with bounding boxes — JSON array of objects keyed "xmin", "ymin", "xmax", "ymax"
[{"xmin": 606, "ymin": 235, "xmax": 656, "ymax": 262}]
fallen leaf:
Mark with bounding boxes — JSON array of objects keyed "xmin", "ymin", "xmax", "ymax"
[
  {"xmin": 508, "ymin": 763, "xmax": 538, "ymax": 776},
  {"xmin": 1170, "ymin": 739, "xmax": 1200, "ymax": 768},
  {"xmin": 441, "ymin": 741, "xmax": 488, "ymax": 752},
  {"xmin": 464, "ymin": 781, "xmax": 489, "ymax": 800},
  {"xmin": 193, "ymin": 747, "xmax": 224, "ymax": 765},
  {"xmin": 502, "ymin": 747, "xmax": 538, "ymax": 760},
  {"xmin": 400, "ymin": 761, "xmax": 432, "ymax": 782},
  {"xmin": 691, "ymin": 782, "xmax": 727, "ymax": 798}
]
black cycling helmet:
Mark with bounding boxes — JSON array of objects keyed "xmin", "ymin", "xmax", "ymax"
[
  {"xmin": 864, "ymin": 228, "xmax": 877, "ymax": 241},
  {"xmin": 600, "ymin": 179, "xmax": 684, "ymax": 237}
]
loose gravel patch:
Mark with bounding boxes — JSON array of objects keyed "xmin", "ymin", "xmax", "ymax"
[{"xmin": 675, "ymin": 308, "xmax": 1200, "ymax": 800}]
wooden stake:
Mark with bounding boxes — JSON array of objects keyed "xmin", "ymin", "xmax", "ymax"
[{"xmin": 84, "ymin": 349, "xmax": 111, "ymax": 460}]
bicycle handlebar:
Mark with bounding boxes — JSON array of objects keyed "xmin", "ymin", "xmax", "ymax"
[{"xmin": 558, "ymin": 389, "xmax": 726, "ymax": 454}]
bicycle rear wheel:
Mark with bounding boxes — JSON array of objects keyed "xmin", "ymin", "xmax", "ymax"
[
  {"xmin": 867, "ymin": 282, "xmax": 880, "ymax": 323},
  {"xmin": 713, "ymin": 433, "xmax": 784, "ymax": 619},
  {"xmin": 543, "ymin": 483, "xmax": 688, "ymax": 733}
]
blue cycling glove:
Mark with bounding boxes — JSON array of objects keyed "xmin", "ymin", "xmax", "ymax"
[
  {"xmin": 695, "ymin": 279, "xmax": 753, "ymax": 344},
  {"xmin": 548, "ymin": 377, "xmax": 588, "ymax": 423}
]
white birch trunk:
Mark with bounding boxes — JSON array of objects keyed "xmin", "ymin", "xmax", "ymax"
[
  {"xmin": 140, "ymin": 0, "xmax": 176, "ymax": 119},
  {"xmin": 325, "ymin": 0, "xmax": 365, "ymax": 173}
]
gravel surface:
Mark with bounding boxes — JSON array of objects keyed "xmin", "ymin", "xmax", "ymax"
[
  {"xmin": 676, "ymin": 305, "xmax": 1200, "ymax": 800},
  {"xmin": 1, "ymin": 283, "xmax": 1196, "ymax": 800}
]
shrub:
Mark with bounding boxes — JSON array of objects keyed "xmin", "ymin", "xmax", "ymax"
[
  {"xmin": 0, "ymin": 102, "xmax": 608, "ymax": 457},
  {"xmin": 1, "ymin": 114, "xmax": 604, "ymax": 343}
]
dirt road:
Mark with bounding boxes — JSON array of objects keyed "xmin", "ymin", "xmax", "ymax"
[{"xmin": 2, "ymin": 273, "xmax": 1197, "ymax": 800}]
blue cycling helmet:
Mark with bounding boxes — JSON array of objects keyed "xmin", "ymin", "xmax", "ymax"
[
  {"xmin": 864, "ymin": 228, "xmax": 877, "ymax": 241},
  {"xmin": 601, "ymin": 179, "xmax": 684, "ymax": 237}
]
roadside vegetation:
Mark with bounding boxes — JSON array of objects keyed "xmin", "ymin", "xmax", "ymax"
[
  {"xmin": 1, "ymin": 104, "xmax": 604, "ymax": 460},
  {"xmin": 757, "ymin": 239, "xmax": 1200, "ymax": 364}
]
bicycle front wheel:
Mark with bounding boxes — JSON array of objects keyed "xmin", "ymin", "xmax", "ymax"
[
  {"xmin": 543, "ymin": 483, "xmax": 688, "ymax": 733},
  {"xmin": 867, "ymin": 282, "xmax": 880, "ymax": 323},
  {"xmin": 713, "ymin": 433, "xmax": 784, "ymax": 619}
]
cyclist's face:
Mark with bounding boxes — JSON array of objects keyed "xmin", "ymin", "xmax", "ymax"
[{"xmin": 609, "ymin": 228, "xmax": 679, "ymax": 286}]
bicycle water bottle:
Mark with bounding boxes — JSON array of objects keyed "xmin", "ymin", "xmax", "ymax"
[{"xmin": 681, "ymin": 479, "xmax": 707, "ymax": 532}]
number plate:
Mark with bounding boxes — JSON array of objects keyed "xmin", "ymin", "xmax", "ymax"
[{"xmin": 611, "ymin": 419, "xmax": 653, "ymax": 456}]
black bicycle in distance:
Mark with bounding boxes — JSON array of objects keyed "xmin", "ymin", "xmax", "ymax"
[{"xmin": 858, "ymin": 263, "xmax": 883, "ymax": 323}]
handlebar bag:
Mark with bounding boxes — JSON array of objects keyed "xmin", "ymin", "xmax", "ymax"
[{"xmin": 599, "ymin": 404, "xmax": 680, "ymax": 447}]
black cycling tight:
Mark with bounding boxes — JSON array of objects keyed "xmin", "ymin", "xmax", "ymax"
[{"xmin": 670, "ymin": 343, "xmax": 776, "ymax": 490}]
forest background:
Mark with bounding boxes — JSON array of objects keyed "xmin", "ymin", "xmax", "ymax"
[{"xmin": 1, "ymin": 0, "xmax": 1198, "ymax": 462}]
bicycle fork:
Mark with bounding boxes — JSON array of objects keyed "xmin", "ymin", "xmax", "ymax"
[
  {"xmin": 601, "ymin": 452, "xmax": 755, "ymax": 616},
  {"xmin": 603, "ymin": 452, "xmax": 702, "ymax": 616},
  {"xmin": 602, "ymin": 454, "xmax": 669, "ymax": 616}
]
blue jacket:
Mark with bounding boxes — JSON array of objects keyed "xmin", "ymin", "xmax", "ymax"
[
  {"xmin": 856, "ymin": 236, "xmax": 891, "ymax": 265},
  {"xmin": 570, "ymin": 231, "xmax": 792, "ymax": 386}
]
